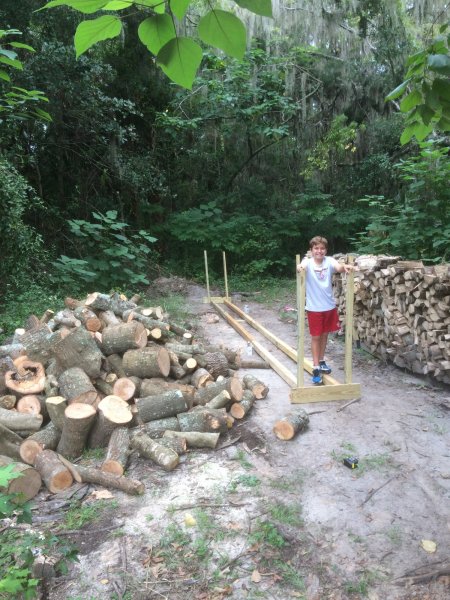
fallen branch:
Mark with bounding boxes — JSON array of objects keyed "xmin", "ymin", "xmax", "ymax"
[{"xmin": 336, "ymin": 398, "xmax": 361, "ymax": 412}]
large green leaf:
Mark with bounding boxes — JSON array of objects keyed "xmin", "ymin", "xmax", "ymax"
[
  {"xmin": 102, "ymin": 0, "xmax": 132, "ymax": 9},
  {"xmin": 74, "ymin": 15, "xmax": 122, "ymax": 57},
  {"xmin": 400, "ymin": 89, "xmax": 422, "ymax": 112},
  {"xmin": 169, "ymin": 0, "xmax": 190, "ymax": 20},
  {"xmin": 427, "ymin": 53, "xmax": 450, "ymax": 74},
  {"xmin": 0, "ymin": 69, "xmax": 11, "ymax": 81},
  {"xmin": 138, "ymin": 15, "xmax": 175, "ymax": 55},
  {"xmin": 139, "ymin": 0, "xmax": 166, "ymax": 14},
  {"xmin": 0, "ymin": 56, "xmax": 23, "ymax": 70},
  {"xmin": 234, "ymin": 0, "xmax": 272, "ymax": 18},
  {"xmin": 156, "ymin": 37, "xmax": 202, "ymax": 89},
  {"xmin": 8, "ymin": 42, "xmax": 36, "ymax": 51},
  {"xmin": 0, "ymin": 48, "xmax": 18, "ymax": 60},
  {"xmin": 385, "ymin": 79, "xmax": 409, "ymax": 102},
  {"xmin": 433, "ymin": 78, "xmax": 450, "ymax": 101},
  {"xmin": 198, "ymin": 10, "xmax": 246, "ymax": 60},
  {"xmin": 41, "ymin": 0, "xmax": 111, "ymax": 13}
]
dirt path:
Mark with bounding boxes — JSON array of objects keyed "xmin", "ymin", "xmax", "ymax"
[{"xmin": 46, "ymin": 284, "xmax": 450, "ymax": 600}]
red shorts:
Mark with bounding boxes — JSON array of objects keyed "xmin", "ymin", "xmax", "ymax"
[{"xmin": 307, "ymin": 308, "xmax": 340, "ymax": 337}]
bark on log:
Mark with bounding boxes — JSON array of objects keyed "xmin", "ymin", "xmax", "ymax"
[
  {"xmin": 58, "ymin": 367, "xmax": 98, "ymax": 405},
  {"xmin": 273, "ymin": 410, "xmax": 310, "ymax": 440},
  {"xmin": 34, "ymin": 449, "xmax": 73, "ymax": 493},
  {"xmin": 0, "ymin": 394, "xmax": 16, "ymax": 409},
  {"xmin": 238, "ymin": 358, "xmax": 270, "ymax": 369},
  {"xmin": 53, "ymin": 326, "xmax": 103, "ymax": 378},
  {"xmin": 94, "ymin": 378, "xmax": 113, "ymax": 397},
  {"xmin": 191, "ymin": 368, "xmax": 214, "ymax": 388},
  {"xmin": 88, "ymin": 395, "xmax": 132, "ymax": 449},
  {"xmin": 204, "ymin": 390, "xmax": 231, "ymax": 410},
  {"xmin": 98, "ymin": 310, "xmax": 121, "ymax": 329},
  {"xmin": 106, "ymin": 354, "xmax": 126, "ymax": 378},
  {"xmin": 165, "ymin": 342, "xmax": 205, "ymax": 355},
  {"xmin": 73, "ymin": 306, "xmax": 102, "ymax": 332},
  {"xmin": 136, "ymin": 390, "xmax": 189, "ymax": 423},
  {"xmin": 19, "ymin": 324, "xmax": 59, "ymax": 365},
  {"xmin": 242, "ymin": 374, "xmax": 269, "ymax": 399},
  {"xmin": 0, "ymin": 357, "xmax": 15, "ymax": 394},
  {"xmin": 53, "ymin": 309, "xmax": 81, "ymax": 329},
  {"xmin": 157, "ymin": 435, "xmax": 187, "ymax": 455},
  {"xmin": 16, "ymin": 395, "xmax": 42, "ymax": 415},
  {"xmin": 163, "ymin": 430, "xmax": 220, "ymax": 449},
  {"xmin": 0, "ymin": 455, "xmax": 42, "ymax": 502},
  {"xmin": 122, "ymin": 347, "xmax": 171, "ymax": 378},
  {"xmin": 64, "ymin": 297, "xmax": 84, "ymax": 310},
  {"xmin": 19, "ymin": 422, "xmax": 61, "ymax": 465},
  {"xmin": 230, "ymin": 390, "xmax": 255, "ymax": 419},
  {"xmin": 183, "ymin": 357, "xmax": 198, "ymax": 373},
  {"xmin": 46, "ymin": 396, "xmax": 67, "ymax": 430},
  {"xmin": 194, "ymin": 377, "xmax": 243, "ymax": 406},
  {"xmin": 0, "ymin": 406, "xmax": 43, "ymax": 432},
  {"xmin": 101, "ymin": 427, "xmax": 130, "ymax": 476},
  {"xmin": 177, "ymin": 408, "xmax": 228, "ymax": 434},
  {"xmin": 0, "ymin": 422, "xmax": 23, "ymax": 460},
  {"xmin": 0, "ymin": 344, "xmax": 25, "ymax": 360},
  {"xmin": 57, "ymin": 403, "xmax": 97, "ymax": 459},
  {"xmin": 101, "ymin": 322, "xmax": 147, "ymax": 355},
  {"xmin": 85, "ymin": 292, "xmax": 137, "ymax": 317},
  {"xmin": 74, "ymin": 464, "xmax": 144, "ymax": 495},
  {"xmin": 200, "ymin": 352, "xmax": 229, "ymax": 379},
  {"xmin": 131, "ymin": 432, "xmax": 179, "ymax": 471},
  {"xmin": 112, "ymin": 377, "xmax": 136, "ymax": 402},
  {"xmin": 5, "ymin": 359, "xmax": 46, "ymax": 395},
  {"xmin": 135, "ymin": 416, "xmax": 180, "ymax": 439}
]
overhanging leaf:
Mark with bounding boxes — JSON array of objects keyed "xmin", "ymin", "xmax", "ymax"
[
  {"xmin": 138, "ymin": 15, "xmax": 175, "ymax": 55},
  {"xmin": 234, "ymin": 0, "xmax": 272, "ymax": 18},
  {"xmin": 74, "ymin": 15, "xmax": 122, "ymax": 58},
  {"xmin": 41, "ymin": 0, "xmax": 111, "ymax": 13},
  {"xmin": 102, "ymin": 0, "xmax": 132, "ymax": 9},
  {"xmin": 9, "ymin": 42, "xmax": 36, "ymax": 51},
  {"xmin": 156, "ymin": 37, "xmax": 202, "ymax": 89},
  {"xmin": 169, "ymin": 0, "xmax": 190, "ymax": 20},
  {"xmin": 427, "ymin": 53, "xmax": 450, "ymax": 74},
  {"xmin": 139, "ymin": 0, "xmax": 165, "ymax": 14},
  {"xmin": 0, "ymin": 56, "xmax": 23, "ymax": 70},
  {"xmin": 400, "ymin": 89, "xmax": 422, "ymax": 112},
  {"xmin": 198, "ymin": 10, "xmax": 246, "ymax": 60},
  {"xmin": 0, "ymin": 48, "xmax": 18, "ymax": 60},
  {"xmin": 385, "ymin": 79, "xmax": 409, "ymax": 102},
  {"xmin": 0, "ymin": 69, "xmax": 11, "ymax": 81}
]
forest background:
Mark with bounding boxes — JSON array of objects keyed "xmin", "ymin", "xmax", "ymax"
[{"xmin": 0, "ymin": 0, "xmax": 449, "ymax": 334}]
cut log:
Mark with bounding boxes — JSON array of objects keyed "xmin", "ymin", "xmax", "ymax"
[
  {"xmin": 239, "ymin": 358, "xmax": 269, "ymax": 369},
  {"xmin": 74, "ymin": 464, "xmax": 144, "ymax": 495},
  {"xmin": 40, "ymin": 309, "xmax": 55, "ymax": 324},
  {"xmin": 101, "ymin": 322, "xmax": 147, "ymax": 355},
  {"xmin": 64, "ymin": 297, "xmax": 84, "ymax": 310},
  {"xmin": 0, "ymin": 395, "xmax": 16, "ymax": 410},
  {"xmin": 191, "ymin": 368, "xmax": 214, "ymax": 388},
  {"xmin": 73, "ymin": 306, "xmax": 102, "ymax": 332},
  {"xmin": 163, "ymin": 430, "xmax": 220, "ymax": 449},
  {"xmin": 0, "ymin": 406, "xmax": 43, "ymax": 433},
  {"xmin": 46, "ymin": 396, "xmax": 68, "ymax": 430},
  {"xmin": 168, "ymin": 350, "xmax": 186, "ymax": 380},
  {"xmin": 0, "ymin": 455, "xmax": 42, "ymax": 502},
  {"xmin": 273, "ymin": 410, "xmax": 310, "ymax": 440},
  {"xmin": 200, "ymin": 352, "xmax": 229, "ymax": 379},
  {"xmin": 112, "ymin": 377, "xmax": 136, "ymax": 402},
  {"xmin": 205, "ymin": 390, "xmax": 231, "ymax": 410},
  {"xmin": 242, "ymin": 374, "xmax": 269, "ymax": 399},
  {"xmin": 0, "ymin": 422, "xmax": 23, "ymax": 460},
  {"xmin": 135, "ymin": 416, "xmax": 180, "ymax": 439},
  {"xmin": 98, "ymin": 309, "xmax": 122, "ymax": 329},
  {"xmin": 16, "ymin": 324, "xmax": 57, "ymax": 365},
  {"xmin": 5, "ymin": 359, "xmax": 45, "ymax": 395},
  {"xmin": 177, "ymin": 408, "xmax": 228, "ymax": 434},
  {"xmin": 165, "ymin": 342, "xmax": 205, "ymax": 355},
  {"xmin": 85, "ymin": 292, "xmax": 137, "ymax": 317},
  {"xmin": 94, "ymin": 378, "xmax": 113, "ymax": 397},
  {"xmin": 53, "ymin": 309, "xmax": 81, "ymax": 329},
  {"xmin": 0, "ymin": 344, "xmax": 25, "ymax": 360},
  {"xmin": 140, "ymin": 379, "xmax": 194, "ymax": 404},
  {"xmin": 19, "ymin": 422, "xmax": 61, "ymax": 465},
  {"xmin": 194, "ymin": 377, "xmax": 243, "ymax": 406},
  {"xmin": 58, "ymin": 367, "xmax": 98, "ymax": 405},
  {"xmin": 183, "ymin": 357, "xmax": 198, "ymax": 373},
  {"xmin": 53, "ymin": 326, "xmax": 103, "ymax": 378},
  {"xmin": 0, "ymin": 357, "xmax": 16, "ymax": 395},
  {"xmin": 131, "ymin": 432, "xmax": 179, "ymax": 471},
  {"xmin": 230, "ymin": 390, "xmax": 255, "ymax": 419},
  {"xmin": 88, "ymin": 395, "xmax": 132, "ymax": 449},
  {"xmin": 157, "ymin": 435, "xmax": 187, "ymax": 455},
  {"xmin": 106, "ymin": 353, "xmax": 127, "ymax": 378},
  {"xmin": 136, "ymin": 390, "xmax": 189, "ymax": 423},
  {"xmin": 34, "ymin": 449, "xmax": 73, "ymax": 493},
  {"xmin": 101, "ymin": 427, "xmax": 130, "ymax": 476},
  {"xmin": 122, "ymin": 347, "xmax": 171, "ymax": 379},
  {"xmin": 16, "ymin": 395, "xmax": 42, "ymax": 415},
  {"xmin": 57, "ymin": 403, "xmax": 97, "ymax": 459}
]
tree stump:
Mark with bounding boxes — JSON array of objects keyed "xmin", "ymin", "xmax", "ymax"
[
  {"xmin": 273, "ymin": 410, "xmax": 310, "ymax": 440},
  {"xmin": 136, "ymin": 390, "xmax": 189, "ymax": 423},
  {"xmin": 58, "ymin": 367, "xmax": 98, "ymax": 405},
  {"xmin": 242, "ymin": 374, "xmax": 269, "ymax": 399},
  {"xmin": 101, "ymin": 427, "xmax": 130, "ymax": 476},
  {"xmin": 122, "ymin": 347, "xmax": 171, "ymax": 378},
  {"xmin": 34, "ymin": 449, "xmax": 73, "ymax": 493},
  {"xmin": 163, "ymin": 430, "xmax": 220, "ymax": 449},
  {"xmin": 101, "ymin": 322, "xmax": 147, "ymax": 355},
  {"xmin": 88, "ymin": 395, "xmax": 132, "ymax": 448},
  {"xmin": 0, "ymin": 455, "xmax": 42, "ymax": 502},
  {"xmin": 57, "ymin": 403, "xmax": 97, "ymax": 459},
  {"xmin": 131, "ymin": 431, "xmax": 179, "ymax": 471},
  {"xmin": 19, "ymin": 422, "xmax": 61, "ymax": 465}
]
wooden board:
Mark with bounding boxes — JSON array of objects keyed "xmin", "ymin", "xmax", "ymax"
[
  {"xmin": 290, "ymin": 383, "xmax": 361, "ymax": 404},
  {"xmin": 203, "ymin": 296, "xmax": 225, "ymax": 303}
]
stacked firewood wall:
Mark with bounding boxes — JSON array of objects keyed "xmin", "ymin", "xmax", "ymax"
[{"xmin": 334, "ymin": 256, "xmax": 450, "ymax": 385}]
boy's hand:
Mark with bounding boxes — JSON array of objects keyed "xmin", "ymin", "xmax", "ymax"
[
  {"xmin": 296, "ymin": 264, "xmax": 305, "ymax": 273},
  {"xmin": 343, "ymin": 264, "xmax": 356, "ymax": 273}
]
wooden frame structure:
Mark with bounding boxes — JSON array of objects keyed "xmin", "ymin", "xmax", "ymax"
[{"xmin": 204, "ymin": 250, "xmax": 361, "ymax": 404}]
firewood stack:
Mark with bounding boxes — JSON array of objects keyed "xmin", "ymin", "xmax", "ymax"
[
  {"xmin": 0, "ymin": 292, "xmax": 270, "ymax": 499},
  {"xmin": 334, "ymin": 256, "xmax": 450, "ymax": 385}
]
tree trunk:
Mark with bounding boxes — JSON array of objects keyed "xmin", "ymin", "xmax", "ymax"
[
  {"xmin": 58, "ymin": 367, "xmax": 98, "ymax": 405},
  {"xmin": 88, "ymin": 395, "xmax": 132, "ymax": 448},
  {"xmin": 57, "ymin": 403, "xmax": 97, "ymax": 459},
  {"xmin": 273, "ymin": 410, "xmax": 310, "ymax": 440},
  {"xmin": 34, "ymin": 449, "xmax": 73, "ymax": 493},
  {"xmin": 46, "ymin": 396, "xmax": 67, "ymax": 430},
  {"xmin": 53, "ymin": 327, "xmax": 103, "ymax": 378},
  {"xmin": 136, "ymin": 390, "xmax": 189, "ymax": 423},
  {"xmin": 74, "ymin": 464, "xmax": 144, "ymax": 495},
  {"xmin": 163, "ymin": 430, "xmax": 220, "ymax": 449},
  {"xmin": 0, "ymin": 406, "xmax": 43, "ymax": 433},
  {"xmin": 122, "ymin": 347, "xmax": 171, "ymax": 378},
  {"xmin": 140, "ymin": 379, "xmax": 194, "ymax": 404},
  {"xmin": 101, "ymin": 322, "xmax": 147, "ymax": 355},
  {"xmin": 101, "ymin": 427, "xmax": 130, "ymax": 476},
  {"xmin": 242, "ymin": 374, "xmax": 269, "ymax": 399},
  {"xmin": 131, "ymin": 432, "xmax": 179, "ymax": 471},
  {"xmin": 194, "ymin": 377, "xmax": 243, "ymax": 406},
  {"xmin": 19, "ymin": 422, "xmax": 61, "ymax": 465},
  {"xmin": 0, "ymin": 455, "xmax": 42, "ymax": 502},
  {"xmin": 177, "ymin": 408, "xmax": 228, "ymax": 433}
]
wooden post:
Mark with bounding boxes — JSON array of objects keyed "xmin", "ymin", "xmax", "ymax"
[
  {"xmin": 344, "ymin": 255, "xmax": 355, "ymax": 384},
  {"xmin": 222, "ymin": 251, "xmax": 229, "ymax": 300},
  {"xmin": 296, "ymin": 255, "xmax": 305, "ymax": 388},
  {"xmin": 204, "ymin": 250, "xmax": 211, "ymax": 302}
]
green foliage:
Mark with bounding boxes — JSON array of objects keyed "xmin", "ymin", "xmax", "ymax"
[
  {"xmin": 53, "ymin": 210, "xmax": 158, "ymax": 291},
  {"xmin": 63, "ymin": 498, "xmax": 118, "ymax": 529},
  {"xmin": 354, "ymin": 141, "xmax": 450, "ymax": 262},
  {"xmin": 250, "ymin": 520, "xmax": 286, "ymax": 548},
  {"xmin": 386, "ymin": 22, "xmax": 450, "ymax": 143}
]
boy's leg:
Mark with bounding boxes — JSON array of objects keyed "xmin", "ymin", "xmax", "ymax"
[
  {"xmin": 318, "ymin": 333, "xmax": 329, "ymax": 362},
  {"xmin": 311, "ymin": 335, "xmax": 321, "ymax": 367}
]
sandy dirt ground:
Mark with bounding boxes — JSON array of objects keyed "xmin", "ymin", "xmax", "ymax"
[{"xmin": 44, "ymin": 283, "xmax": 449, "ymax": 600}]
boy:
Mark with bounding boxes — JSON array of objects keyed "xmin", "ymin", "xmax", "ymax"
[{"xmin": 296, "ymin": 236, "xmax": 354, "ymax": 385}]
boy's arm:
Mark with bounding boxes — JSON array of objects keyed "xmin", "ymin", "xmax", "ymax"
[
  {"xmin": 296, "ymin": 257, "xmax": 308, "ymax": 272},
  {"xmin": 334, "ymin": 258, "xmax": 356, "ymax": 274}
]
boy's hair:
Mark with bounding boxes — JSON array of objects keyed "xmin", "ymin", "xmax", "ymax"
[{"xmin": 309, "ymin": 236, "xmax": 328, "ymax": 249}]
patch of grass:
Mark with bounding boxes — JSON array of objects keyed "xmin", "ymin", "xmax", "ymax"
[
  {"xmin": 386, "ymin": 525, "xmax": 402, "ymax": 545},
  {"xmin": 344, "ymin": 570, "xmax": 380, "ymax": 596},
  {"xmin": 235, "ymin": 449, "xmax": 253, "ymax": 470},
  {"xmin": 358, "ymin": 452, "xmax": 393, "ymax": 476},
  {"xmin": 331, "ymin": 441, "xmax": 358, "ymax": 463},
  {"xmin": 82, "ymin": 448, "xmax": 105, "ymax": 461},
  {"xmin": 269, "ymin": 469, "xmax": 305, "ymax": 492},
  {"xmin": 268, "ymin": 502, "xmax": 303, "ymax": 527},
  {"xmin": 228, "ymin": 474, "xmax": 261, "ymax": 492},
  {"xmin": 145, "ymin": 514, "xmax": 154, "ymax": 522},
  {"xmin": 149, "ymin": 293, "xmax": 195, "ymax": 324},
  {"xmin": 275, "ymin": 560, "xmax": 306, "ymax": 591},
  {"xmin": 62, "ymin": 499, "xmax": 118, "ymax": 530},
  {"xmin": 250, "ymin": 520, "xmax": 285, "ymax": 548},
  {"xmin": 347, "ymin": 531, "xmax": 365, "ymax": 544}
]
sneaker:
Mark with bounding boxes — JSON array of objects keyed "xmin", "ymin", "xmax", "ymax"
[
  {"xmin": 312, "ymin": 368, "xmax": 323, "ymax": 385},
  {"xmin": 319, "ymin": 360, "xmax": 332, "ymax": 374}
]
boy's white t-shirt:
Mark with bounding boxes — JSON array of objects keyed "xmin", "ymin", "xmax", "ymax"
[{"xmin": 301, "ymin": 256, "xmax": 339, "ymax": 311}]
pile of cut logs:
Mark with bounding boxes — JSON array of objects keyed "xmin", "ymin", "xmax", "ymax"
[
  {"xmin": 0, "ymin": 292, "xmax": 269, "ymax": 501},
  {"xmin": 334, "ymin": 256, "xmax": 450, "ymax": 385}
]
